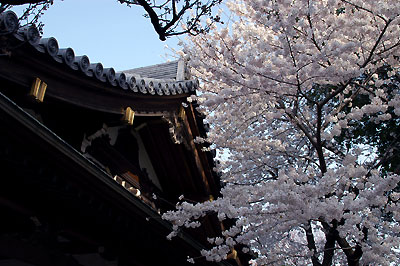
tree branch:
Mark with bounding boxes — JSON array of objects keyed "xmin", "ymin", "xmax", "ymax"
[
  {"xmin": 305, "ymin": 221, "xmax": 322, "ymax": 266},
  {"xmin": 360, "ymin": 18, "xmax": 393, "ymax": 68},
  {"xmin": 321, "ymin": 229, "xmax": 335, "ymax": 266},
  {"xmin": 0, "ymin": 0, "xmax": 48, "ymax": 4},
  {"xmin": 123, "ymin": 0, "xmax": 167, "ymax": 40},
  {"xmin": 316, "ymin": 104, "xmax": 327, "ymax": 173}
]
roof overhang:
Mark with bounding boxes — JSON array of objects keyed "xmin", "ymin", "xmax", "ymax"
[{"xmin": 0, "ymin": 11, "xmax": 199, "ymax": 115}]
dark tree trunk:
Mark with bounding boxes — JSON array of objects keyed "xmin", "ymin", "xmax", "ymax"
[{"xmin": 347, "ymin": 245, "xmax": 362, "ymax": 266}]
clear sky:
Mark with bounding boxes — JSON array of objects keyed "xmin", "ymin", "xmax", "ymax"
[{"xmin": 11, "ymin": 0, "xmax": 181, "ymax": 71}]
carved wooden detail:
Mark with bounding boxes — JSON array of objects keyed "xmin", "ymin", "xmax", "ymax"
[
  {"xmin": 162, "ymin": 108, "xmax": 190, "ymax": 150},
  {"xmin": 30, "ymin": 77, "xmax": 47, "ymax": 102}
]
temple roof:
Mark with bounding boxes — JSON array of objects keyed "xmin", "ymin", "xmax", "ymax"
[
  {"xmin": 124, "ymin": 60, "xmax": 188, "ymax": 81},
  {"xmin": 0, "ymin": 11, "xmax": 198, "ymax": 97}
]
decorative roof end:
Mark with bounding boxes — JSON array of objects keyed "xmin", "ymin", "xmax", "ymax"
[{"xmin": 0, "ymin": 11, "xmax": 19, "ymax": 33}]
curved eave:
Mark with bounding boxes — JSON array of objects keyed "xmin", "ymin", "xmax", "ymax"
[
  {"xmin": 0, "ymin": 12, "xmax": 199, "ymax": 114},
  {"xmin": 1, "ymin": 41, "xmax": 192, "ymax": 114}
]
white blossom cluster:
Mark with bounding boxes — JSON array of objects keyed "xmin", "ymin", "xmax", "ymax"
[{"xmin": 163, "ymin": 0, "xmax": 400, "ymax": 265}]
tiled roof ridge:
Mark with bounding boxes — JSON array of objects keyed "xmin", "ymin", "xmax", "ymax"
[
  {"xmin": 0, "ymin": 11, "xmax": 198, "ymax": 96},
  {"xmin": 127, "ymin": 60, "xmax": 180, "ymax": 72},
  {"xmin": 125, "ymin": 61, "xmax": 178, "ymax": 81}
]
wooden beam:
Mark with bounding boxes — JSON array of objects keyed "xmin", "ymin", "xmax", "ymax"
[
  {"xmin": 122, "ymin": 107, "xmax": 135, "ymax": 125},
  {"xmin": 29, "ymin": 77, "xmax": 47, "ymax": 102},
  {"xmin": 179, "ymin": 106, "xmax": 212, "ymax": 197}
]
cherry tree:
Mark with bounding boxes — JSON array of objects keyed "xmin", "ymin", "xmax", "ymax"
[{"xmin": 162, "ymin": 0, "xmax": 400, "ymax": 265}]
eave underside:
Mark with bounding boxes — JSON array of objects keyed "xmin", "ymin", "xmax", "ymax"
[{"xmin": 0, "ymin": 91, "xmax": 228, "ymax": 266}]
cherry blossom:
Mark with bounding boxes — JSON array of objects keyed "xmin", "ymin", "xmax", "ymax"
[{"xmin": 163, "ymin": 1, "xmax": 400, "ymax": 265}]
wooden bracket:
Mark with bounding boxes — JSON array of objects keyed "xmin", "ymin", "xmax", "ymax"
[
  {"xmin": 30, "ymin": 78, "xmax": 47, "ymax": 102},
  {"xmin": 123, "ymin": 107, "xmax": 135, "ymax": 125},
  {"xmin": 209, "ymin": 195, "xmax": 214, "ymax": 202},
  {"xmin": 227, "ymin": 248, "xmax": 238, "ymax": 260}
]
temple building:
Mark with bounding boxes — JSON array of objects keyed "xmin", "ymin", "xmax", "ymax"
[{"xmin": 0, "ymin": 11, "xmax": 245, "ymax": 266}]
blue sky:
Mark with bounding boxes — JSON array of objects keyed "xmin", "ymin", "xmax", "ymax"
[{"xmin": 11, "ymin": 0, "xmax": 181, "ymax": 71}]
